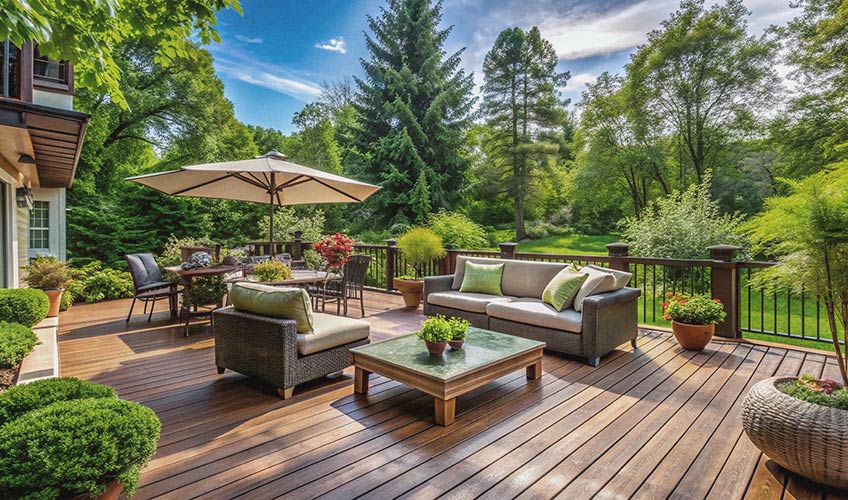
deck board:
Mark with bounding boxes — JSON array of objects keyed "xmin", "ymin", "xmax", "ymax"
[{"xmin": 56, "ymin": 292, "xmax": 840, "ymax": 500}]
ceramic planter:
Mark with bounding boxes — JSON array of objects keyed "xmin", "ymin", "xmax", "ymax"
[
  {"xmin": 425, "ymin": 340, "xmax": 447, "ymax": 356},
  {"xmin": 394, "ymin": 279, "xmax": 424, "ymax": 308},
  {"xmin": 68, "ymin": 480, "xmax": 123, "ymax": 500},
  {"xmin": 671, "ymin": 320, "xmax": 715, "ymax": 350},
  {"xmin": 448, "ymin": 339, "xmax": 465, "ymax": 349},
  {"xmin": 742, "ymin": 377, "xmax": 848, "ymax": 488},
  {"xmin": 43, "ymin": 289, "xmax": 64, "ymax": 318}
]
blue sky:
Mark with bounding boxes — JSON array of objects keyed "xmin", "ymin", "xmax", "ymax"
[{"xmin": 211, "ymin": 0, "xmax": 796, "ymax": 134}]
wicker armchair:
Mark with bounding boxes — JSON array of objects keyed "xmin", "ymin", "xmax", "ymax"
[{"xmin": 212, "ymin": 307, "xmax": 370, "ymax": 398}]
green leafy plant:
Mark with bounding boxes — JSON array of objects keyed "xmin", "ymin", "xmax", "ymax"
[
  {"xmin": 0, "ymin": 377, "xmax": 115, "ymax": 425},
  {"xmin": 416, "ymin": 315, "xmax": 454, "ymax": 343},
  {"xmin": 397, "ymin": 227, "xmax": 446, "ymax": 280},
  {"xmin": 779, "ymin": 375, "xmax": 848, "ymax": 411},
  {"xmin": 427, "ymin": 210, "xmax": 488, "ymax": 250},
  {"xmin": 68, "ymin": 261, "xmax": 134, "ymax": 303},
  {"xmin": 747, "ymin": 164, "xmax": 848, "ymax": 384},
  {"xmin": 60, "ymin": 290, "xmax": 74, "ymax": 311},
  {"xmin": 0, "ymin": 289, "xmax": 49, "ymax": 327},
  {"xmin": 24, "ymin": 256, "xmax": 70, "ymax": 290},
  {"xmin": 0, "ymin": 398, "xmax": 161, "ymax": 499},
  {"xmin": 447, "ymin": 317, "xmax": 470, "ymax": 340},
  {"xmin": 662, "ymin": 293, "xmax": 726, "ymax": 325},
  {"xmin": 189, "ymin": 276, "xmax": 228, "ymax": 307},
  {"xmin": 303, "ymin": 249, "xmax": 324, "ymax": 271},
  {"xmin": 261, "ymin": 206, "xmax": 326, "ymax": 243},
  {"xmin": 252, "ymin": 260, "xmax": 293, "ymax": 282},
  {"xmin": 0, "ymin": 322, "xmax": 38, "ymax": 370}
]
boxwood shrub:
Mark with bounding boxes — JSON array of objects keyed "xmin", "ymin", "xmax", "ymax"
[
  {"xmin": 0, "ymin": 376, "xmax": 115, "ymax": 425},
  {"xmin": 0, "ymin": 288, "xmax": 49, "ymax": 327},
  {"xmin": 0, "ymin": 398, "xmax": 161, "ymax": 499},
  {"xmin": 0, "ymin": 322, "xmax": 38, "ymax": 370}
]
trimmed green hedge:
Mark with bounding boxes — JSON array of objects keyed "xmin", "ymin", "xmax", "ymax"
[
  {"xmin": 0, "ymin": 377, "xmax": 115, "ymax": 425},
  {"xmin": 0, "ymin": 322, "xmax": 38, "ymax": 370},
  {"xmin": 0, "ymin": 397, "xmax": 160, "ymax": 499},
  {"xmin": 0, "ymin": 289, "xmax": 49, "ymax": 327}
]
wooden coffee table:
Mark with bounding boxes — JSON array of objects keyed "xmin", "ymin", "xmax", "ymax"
[{"xmin": 349, "ymin": 328, "xmax": 545, "ymax": 426}]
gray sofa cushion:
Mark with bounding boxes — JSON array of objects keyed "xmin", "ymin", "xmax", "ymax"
[
  {"xmin": 297, "ymin": 313, "xmax": 370, "ymax": 355},
  {"xmin": 452, "ymin": 256, "xmax": 568, "ymax": 299},
  {"xmin": 486, "ymin": 298, "xmax": 583, "ymax": 333},
  {"xmin": 427, "ymin": 290, "xmax": 515, "ymax": 313}
]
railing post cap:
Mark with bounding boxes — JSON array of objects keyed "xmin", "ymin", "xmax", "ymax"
[
  {"xmin": 385, "ymin": 239, "xmax": 397, "ymax": 247},
  {"xmin": 708, "ymin": 244, "xmax": 742, "ymax": 261},
  {"xmin": 498, "ymin": 242, "xmax": 518, "ymax": 249},
  {"xmin": 606, "ymin": 242, "xmax": 630, "ymax": 256}
]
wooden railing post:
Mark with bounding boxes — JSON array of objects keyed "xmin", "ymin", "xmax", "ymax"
[
  {"xmin": 292, "ymin": 231, "xmax": 303, "ymax": 259},
  {"xmin": 606, "ymin": 242, "xmax": 630, "ymax": 272},
  {"xmin": 446, "ymin": 249, "xmax": 459, "ymax": 275},
  {"xmin": 385, "ymin": 239, "xmax": 397, "ymax": 292},
  {"xmin": 708, "ymin": 244, "xmax": 742, "ymax": 339},
  {"xmin": 499, "ymin": 242, "xmax": 518, "ymax": 260}
]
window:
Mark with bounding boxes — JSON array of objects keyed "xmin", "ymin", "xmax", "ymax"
[
  {"xmin": 29, "ymin": 201, "xmax": 49, "ymax": 250},
  {"xmin": 0, "ymin": 40, "xmax": 21, "ymax": 99},
  {"xmin": 33, "ymin": 46, "xmax": 69, "ymax": 87}
]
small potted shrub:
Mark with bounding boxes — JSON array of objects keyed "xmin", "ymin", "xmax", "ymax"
[
  {"xmin": 395, "ymin": 228, "xmax": 446, "ymax": 308},
  {"xmin": 0, "ymin": 288, "xmax": 49, "ymax": 327},
  {"xmin": 662, "ymin": 293, "xmax": 726, "ymax": 350},
  {"xmin": 0, "ymin": 377, "xmax": 160, "ymax": 499},
  {"xmin": 416, "ymin": 315, "xmax": 453, "ymax": 356},
  {"xmin": 252, "ymin": 259, "xmax": 293, "ymax": 283},
  {"xmin": 24, "ymin": 256, "xmax": 69, "ymax": 317},
  {"xmin": 447, "ymin": 317, "xmax": 470, "ymax": 349}
]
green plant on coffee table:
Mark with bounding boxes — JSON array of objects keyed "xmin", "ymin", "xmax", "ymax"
[
  {"xmin": 24, "ymin": 256, "xmax": 69, "ymax": 290},
  {"xmin": 447, "ymin": 317, "xmax": 470, "ymax": 340},
  {"xmin": 397, "ymin": 227, "xmax": 446, "ymax": 280},
  {"xmin": 416, "ymin": 315, "xmax": 453, "ymax": 343},
  {"xmin": 778, "ymin": 374, "xmax": 848, "ymax": 411},
  {"xmin": 0, "ymin": 322, "xmax": 38, "ymax": 370},
  {"xmin": 662, "ymin": 293, "xmax": 726, "ymax": 325},
  {"xmin": 253, "ymin": 259, "xmax": 293, "ymax": 283},
  {"xmin": 0, "ymin": 377, "xmax": 115, "ymax": 425},
  {"xmin": 189, "ymin": 276, "xmax": 228, "ymax": 307},
  {"xmin": 0, "ymin": 289, "xmax": 49, "ymax": 327}
]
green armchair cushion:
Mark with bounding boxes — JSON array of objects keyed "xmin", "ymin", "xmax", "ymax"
[
  {"xmin": 230, "ymin": 282, "xmax": 314, "ymax": 333},
  {"xmin": 459, "ymin": 262, "xmax": 505, "ymax": 296},
  {"xmin": 542, "ymin": 268, "xmax": 588, "ymax": 311}
]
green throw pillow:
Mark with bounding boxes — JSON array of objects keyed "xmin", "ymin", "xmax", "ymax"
[
  {"xmin": 542, "ymin": 268, "xmax": 588, "ymax": 311},
  {"xmin": 459, "ymin": 262, "xmax": 505, "ymax": 296},
  {"xmin": 230, "ymin": 283, "xmax": 314, "ymax": 333}
]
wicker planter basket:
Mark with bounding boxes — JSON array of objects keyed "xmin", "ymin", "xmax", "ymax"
[{"xmin": 742, "ymin": 377, "xmax": 848, "ymax": 488}]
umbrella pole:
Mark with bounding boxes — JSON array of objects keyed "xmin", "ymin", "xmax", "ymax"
[{"xmin": 269, "ymin": 172, "xmax": 276, "ymax": 258}]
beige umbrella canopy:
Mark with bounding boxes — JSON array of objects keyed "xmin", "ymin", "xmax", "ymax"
[{"xmin": 127, "ymin": 150, "xmax": 380, "ymax": 254}]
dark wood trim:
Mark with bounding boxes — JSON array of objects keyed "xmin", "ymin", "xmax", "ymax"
[{"xmin": 20, "ymin": 42, "xmax": 33, "ymax": 102}]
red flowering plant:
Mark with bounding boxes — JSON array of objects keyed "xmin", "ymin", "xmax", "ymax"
[
  {"xmin": 662, "ymin": 292, "xmax": 726, "ymax": 325},
  {"xmin": 313, "ymin": 233, "xmax": 355, "ymax": 270}
]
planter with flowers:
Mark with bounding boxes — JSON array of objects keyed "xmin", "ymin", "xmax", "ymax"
[
  {"xmin": 395, "ymin": 228, "xmax": 446, "ymax": 308},
  {"xmin": 24, "ymin": 256, "xmax": 70, "ymax": 317},
  {"xmin": 313, "ymin": 233, "xmax": 355, "ymax": 273},
  {"xmin": 662, "ymin": 293, "xmax": 726, "ymax": 350}
]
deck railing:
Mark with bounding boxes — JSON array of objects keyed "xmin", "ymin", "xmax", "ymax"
[{"xmin": 265, "ymin": 234, "xmax": 826, "ymax": 344}]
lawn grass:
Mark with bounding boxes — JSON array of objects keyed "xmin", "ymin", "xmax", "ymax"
[{"xmin": 515, "ymin": 233, "xmax": 620, "ymax": 255}]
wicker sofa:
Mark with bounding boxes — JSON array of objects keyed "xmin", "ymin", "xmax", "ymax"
[
  {"xmin": 212, "ymin": 307, "xmax": 370, "ymax": 398},
  {"xmin": 423, "ymin": 256, "xmax": 641, "ymax": 366}
]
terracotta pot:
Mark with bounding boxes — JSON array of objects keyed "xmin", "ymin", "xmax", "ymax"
[
  {"xmin": 66, "ymin": 480, "xmax": 123, "ymax": 500},
  {"xmin": 448, "ymin": 339, "xmax": 465, "ymax": 349},
  {"xmin": 671, "ymin": 321, "xmax": 715, "ymax": 351},
  {"xmin": 425, "ymin": 340, "xmax": 447, "ymax": 356},
  {"xmin": 44, "ymin": 289, "xmax": 64, "ymax": 318},
  {"xmin": 394, "ymin": 279, "xmax": 424, "ymax": 308}
]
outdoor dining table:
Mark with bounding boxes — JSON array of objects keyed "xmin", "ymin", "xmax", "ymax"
[
  {"xmin": 163, "ymin": 264, "xmax": 240, "ymax": 336},
  {"xmin": 234, "ymin": 269, "xmax": 341, "ymax": 287}
]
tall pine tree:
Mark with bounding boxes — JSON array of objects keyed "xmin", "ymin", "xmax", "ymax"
[
  {"xmin": 481, "ymin": 27, "xmax": 568, "ymax": 240},
  {"xmin": 353, "ymin": 0, "xmax": 474, "ymax": 225}
]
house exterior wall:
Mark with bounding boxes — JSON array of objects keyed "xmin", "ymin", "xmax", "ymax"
[{"xmin": 28, "ymin": 188, "xmax": 66, "ymax": 261}]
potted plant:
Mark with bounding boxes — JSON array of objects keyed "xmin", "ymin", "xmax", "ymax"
[
  {"xmin": 662, "ymin": 293, "xmax": 726, "ymax": 350},
  {"xmin": 0, "ymin": 377, "xmax": 160, "ymax": 499},
  {"xmin": 416, "ymin": 315, "xmax": 453, "ymax": 355},
  {"xmin": 447, "ymin": 317, "xmax": 470, "ymax": 349},
  {"xmin": 252, "ymin": 259, "xmax": 293, "ymax": 283},
  {"xmin": 313, "ymin": 233, "xmax": 355, "ymax": 271},
  {"xmin": 24, "ymin": 256, "xmax": 69, "ymax": 318},
  {"xmin": 395, "ymin": 228, "xmax": 446, "ymax": 308},
  {"xmin": 739, "ymin": 165, "xmax": 848, "ymax": 487}
]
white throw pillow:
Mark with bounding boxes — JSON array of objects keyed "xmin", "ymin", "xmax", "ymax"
[
  {"xmin": 573, "ymin": 267, "xmax": 616, "ymax": 312},
  {"xmin": 585, "ymin": 264, "xmax": 632, "ymax": 288}
]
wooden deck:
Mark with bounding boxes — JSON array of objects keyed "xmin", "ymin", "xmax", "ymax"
[{"xmin": 57, "ymin": 291, "xmax": 847, "ymax": 500}]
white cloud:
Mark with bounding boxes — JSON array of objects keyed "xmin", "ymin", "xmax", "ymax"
[
  {"xmin": 235, "ymin": 34, "xmax": 263, "ymax": 44},
  {"xmin": 314, "ymin": 37, "xmax": 347, "ymax": 54},
  {"xmin": 569, "ymin": 72, "xmax": 599, "ymax": 86},
  {"xmin": 211, "ymin": 44, "xmax": 322, "ymax": 101}
]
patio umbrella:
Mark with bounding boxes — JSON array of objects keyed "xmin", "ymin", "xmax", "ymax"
[{"xmin": 126, "ymin": 150, "xmax": 380, "ymax": 256}]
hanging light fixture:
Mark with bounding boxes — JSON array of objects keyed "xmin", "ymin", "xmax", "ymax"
[{"xmin": 16, "ymin": 187, "xmax": 33, "ymax": 209}]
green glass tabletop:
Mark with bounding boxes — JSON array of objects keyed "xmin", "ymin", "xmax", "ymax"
[{"xmin": 351, "ymin": 327, "xmax": 544, "ymax": 380}]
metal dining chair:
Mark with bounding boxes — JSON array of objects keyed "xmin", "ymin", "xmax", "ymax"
[
  {"xmin": 315, "ymin": 255, "xmax": 371, "ymax": 316},
  {"xmin": 125, "ymin": 253, "xmax": 182, "ymax": 322}
]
